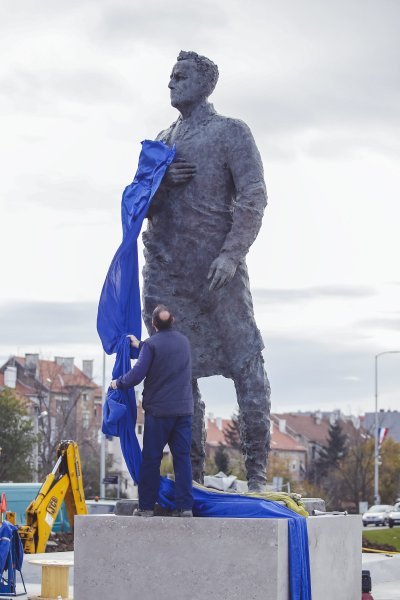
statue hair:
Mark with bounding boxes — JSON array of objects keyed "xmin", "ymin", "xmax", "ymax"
[{"xmin": 177, "ymin": 50, "xmax": 219, "ymax": 96}]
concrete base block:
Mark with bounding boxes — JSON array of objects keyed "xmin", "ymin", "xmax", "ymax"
[{"xmin": 74, "ymin": 514, "xmax": 361, "ymax": 600}]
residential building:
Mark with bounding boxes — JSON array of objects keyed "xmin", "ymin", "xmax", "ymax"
[
  {"xmin": 205, "ymin": 413, "xmax": 307, "ymax": 481},
  {"xmin": 0, "ymin": 354, "xmax": 102, "ymax": 477}
]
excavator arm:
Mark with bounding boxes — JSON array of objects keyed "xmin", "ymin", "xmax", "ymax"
[{"xmin": 16, "ymin": 440, "xmax": 88, "ymax": 553}]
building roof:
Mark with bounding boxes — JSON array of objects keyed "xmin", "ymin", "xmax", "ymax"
[
  {"xmin": 205, "ymin": 418, "xmax": 233, "ymax": 447},
  {"xmin": 0, "ymin": 355, "xmax": 102, "ymax": 400},
  {"xmin": 205, "ymin": 415, "xmax": 307, "ymax": 453},
  {"xmin": 0, "ymin": 371, "xmax": 36, "ymax": 397},
  {"xmin": 14, "ymin": 356, "xmax": 98, "ymax": 392},
  {"xmin": 270, "ymin": 426, "xmax": 307, "ymax": 452},
  {"xmin": 274, "ymin": 413, "xmax": 330, "ymax": 445}
]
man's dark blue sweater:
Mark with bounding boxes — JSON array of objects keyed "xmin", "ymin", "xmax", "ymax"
[{"xmin": 116, "ymin": 329, "xmax": 193, "ymax": 417}]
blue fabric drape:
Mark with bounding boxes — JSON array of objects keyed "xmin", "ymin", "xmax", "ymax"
[
  {"xmin": 97, "ymin": 139, "xmax": 176, "ymax": 482},
  {"xmin": 158, "ymin": 478, "xmax": 311, "ymax": 600},
  {"xmin": 0, "ymin": 520, "xmax": 23, "ymax": 574},
  {"xmin": 97, "ymin": 139, "xmax": 312, "ymax": 599}
]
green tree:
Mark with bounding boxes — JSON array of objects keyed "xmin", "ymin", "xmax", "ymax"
[
  {"xmin": 214, "ymin": 443, "xmax": 230, "ymax": 474},
  {"xmin": 379, "ymin": 438, "xmax": 400, "ymax": 503},
  {"xmin": 267, "ymin": 454, "xmax": 295, "ymax": 490},
  {"xmin": 317, "ymin": 420, "xmax": 348, "ymax": 478},
  {"xmin": 224, "ymin": 414, "xmax": 241, "ymax": 451},
  {"xmin": 79, "ymin": 441, "xmax": 103, "ymax": 497},
  {"xmin": 336, "ymin": 434, "xmax": 374, "ymax": 509},
  {"xmin": 308, "ymin": 420, "xmax": 373, "ymax": 510},
  {"xmin": 0, "ymin": 389, "xmax": 36, "ymax": 481}
]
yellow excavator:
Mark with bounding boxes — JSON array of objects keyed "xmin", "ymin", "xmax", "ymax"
[{"xmin": 6, "ymin": 440, "xmax": 88, "ymax": 553}]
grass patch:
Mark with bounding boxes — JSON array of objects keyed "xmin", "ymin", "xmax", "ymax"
[{"xmin": 362, "ymin": 527, "xmax": 400, "ymax": 552}]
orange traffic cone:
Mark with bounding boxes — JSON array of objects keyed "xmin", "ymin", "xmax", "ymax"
[{"xmin": 0, "ymin": 492, "xmax": 6, "ymax": 522}]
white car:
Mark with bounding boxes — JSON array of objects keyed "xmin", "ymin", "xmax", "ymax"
[
  {"xmin": 388, "ymin": 502, "xmax": 400, "ymax": 528},
  {"xmin": 362, "ymin": 504, "xmax": 394, "ymax": 527}
]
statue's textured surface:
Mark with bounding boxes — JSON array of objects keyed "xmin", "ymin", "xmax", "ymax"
[{"xmin": 142, "ymin": 51, "xmax": 271, "ymax": 491}]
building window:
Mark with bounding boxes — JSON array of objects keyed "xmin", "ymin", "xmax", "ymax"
[
  {"xmin": 137, "ymin": 425, "xmax": 143, "ymax": 435},
  {"xmin": 82, "ymin": 411, "xmax": 90, "ymax": 430},
  {"xmin": 82, "ymin": 393, "xmax": 88, "ymax": 402}
]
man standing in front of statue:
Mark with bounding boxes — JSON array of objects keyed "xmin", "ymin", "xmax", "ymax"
[
  {"xmin": 142, "ymin": 51, "xmax": 271, "ymax": 492},
  {"xmin": 111, "ymin": 305, "xmax": 194, "ymax": 516}
]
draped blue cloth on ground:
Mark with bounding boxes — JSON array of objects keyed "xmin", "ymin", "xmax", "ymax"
[
  {"xmin": 97, "ymin": 139, "xmax": 312, "ymax": 599},
  {"xmin": 159, "ymin": 478, "xmax": 311, "ymax": 600}
]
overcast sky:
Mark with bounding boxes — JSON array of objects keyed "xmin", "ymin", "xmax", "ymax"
[{"xmin": 1, "ymin": 0, "xmax": 399, "ymax": 418}]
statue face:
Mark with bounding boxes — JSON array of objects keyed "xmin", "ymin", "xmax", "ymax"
[{"xmin": 168, "ymin": 60, "xmax": 207, "ymax": 109}]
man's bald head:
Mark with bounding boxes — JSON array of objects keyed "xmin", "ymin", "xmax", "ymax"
[{"xmin": 152, "ymin": 304, "xmax": 174, "ymax": 331}]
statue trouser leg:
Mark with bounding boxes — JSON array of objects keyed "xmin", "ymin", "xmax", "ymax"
[
  {"xmin": 190, "ymin": 379, "xmax": 206, "ymax": 483},
  {"xmin": 233, "ymin": 353, "xmax": 271, "ymax": 492}
]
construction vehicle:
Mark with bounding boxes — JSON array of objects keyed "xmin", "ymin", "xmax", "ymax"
[{"xmin": 6, "ymin": 440, "xmax": 87, "ymax": 553}]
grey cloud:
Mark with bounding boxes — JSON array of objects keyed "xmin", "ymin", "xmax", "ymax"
[
  {"xmin": 358, "ymin": 317, "xmax": 400, "ymax": 331},
  {"xmin": 0, "ymin": 68, "xmax": 132, "ymax": 114},
  {"xmin": 0, "ymin": 301, "xmax": 98, "ymax": 346},
  {"xmin": 215, "ymin": 2, "xmax": 400, "ymax": 155},
  {"xmin": 262, "ymin": 333, "xmax": 380, "ymax": 409},
  {"xmin": 252, "ymin": 285, "xmax": 376, "ymax": 304},
  {"xmin": 93, "ymin": 1, "xmax": 228, "ymax": 46},
  {"xmin": 12, "ymin": 175, "xmax": 121, "ymax": 212},
  {"xmin": 198, "ymin": 332, "xmax": 386, "ymax": 416}
]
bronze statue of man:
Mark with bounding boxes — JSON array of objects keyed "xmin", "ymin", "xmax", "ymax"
[{"xmin": 142, "ymin": 50, "xmax": 271, "ymax": 492}]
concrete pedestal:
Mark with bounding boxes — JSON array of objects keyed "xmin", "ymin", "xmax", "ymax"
[{"xmin": 74, "ymin": 514, "xmax": 361, "ymax": 600}]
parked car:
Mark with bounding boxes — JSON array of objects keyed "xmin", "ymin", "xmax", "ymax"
[
  {"xmin": 362, "ymin": 504, "xmax": 394, "ymax": 527},
  {"xmin": 86, "ymin": 499, "xmax": 116, "ymax": 515},
  {"xmin": 388, "ymin": 502, "xmax": 400, "ymax": 528}
]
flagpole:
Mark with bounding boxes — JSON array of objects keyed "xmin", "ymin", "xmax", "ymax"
[
  {"xmin": 374, "ymin": 354, "xmax": 379, "ymax": 504},
  {"xmin": 374, "ymin": 351, "xmax": 400, "ymax": 504}
]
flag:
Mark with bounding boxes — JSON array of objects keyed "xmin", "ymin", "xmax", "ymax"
[
  {"xmin": 378, "ymin": 427, "xmax": 389, "ymax": 446},
  {"xmin": 0, "ymin": 492, "xmax": 6, "ymax": 513}
]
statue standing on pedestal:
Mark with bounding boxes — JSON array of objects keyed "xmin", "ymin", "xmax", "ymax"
[{"xmin": 142, "ymin": 51, "xmax": 271, "ymax": 492}]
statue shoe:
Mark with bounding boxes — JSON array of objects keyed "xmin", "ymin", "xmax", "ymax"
[{"xmin": 247, "ymin": 481, "xmax": 267, "ymax": 494}]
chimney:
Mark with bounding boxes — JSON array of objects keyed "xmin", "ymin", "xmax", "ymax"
[
  {"xmin": 216, "ymin": 417, "xmax": 223, "ymax": 431},
  {"xmin": 82, "ymin": 360, "xmax": 93, "ymax": 380},
  {"xmin": 55, "ymin": 356, "xmax": 74, "ymax": 374},
  {"xmin": 25, "ymin": 353, "xmax": 39, "ymax": 373},
  {"xmin": 279, "ymin": 418, "xmax": 286, "ymax": 434},
  {"xmin": 315, "ymin": 411, "xmax": 322, "ymax": 425},
  {"xmin": 4, "ymin": 366, "xmax": 17, "ymax": 389},
  {"xmin": 270, "ymin": 421, "xmax": 274, "ymax": 434}
]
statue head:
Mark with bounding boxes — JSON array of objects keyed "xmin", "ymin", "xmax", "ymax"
[{"xmin": 169, "ymin": 51, "xmax": 219, "ymax": 111}]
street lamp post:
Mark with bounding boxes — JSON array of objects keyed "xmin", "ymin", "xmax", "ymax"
[
  {"xmin": 374, "ymin": 351, "xmax": 400, "ymax": 504},
  {"xmin": 100, "ymin": 351, "xmax": 106, "ymax": 498}
]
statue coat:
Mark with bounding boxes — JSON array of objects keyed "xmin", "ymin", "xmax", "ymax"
[{"xmin": 142, "ymin": 103, "xmax": 267, "ymax": 380}]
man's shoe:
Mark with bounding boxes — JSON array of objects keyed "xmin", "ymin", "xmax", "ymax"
[
  {"xmin": 133, "ymin": 508, "xmax": 154, "ymax": 517},
  {"xmin": 172, "ymin": 509, "xmax": 193, "ymax": 517}
]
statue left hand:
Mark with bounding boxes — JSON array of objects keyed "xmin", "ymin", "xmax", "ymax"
[{"xmin": 208, "ymin": 255, "xmax": 237, "ymax": 291}]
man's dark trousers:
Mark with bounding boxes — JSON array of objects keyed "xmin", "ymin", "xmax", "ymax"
[{"xmin": 139, "ymin": 414, "xmax": 193, "ymax": 510}]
